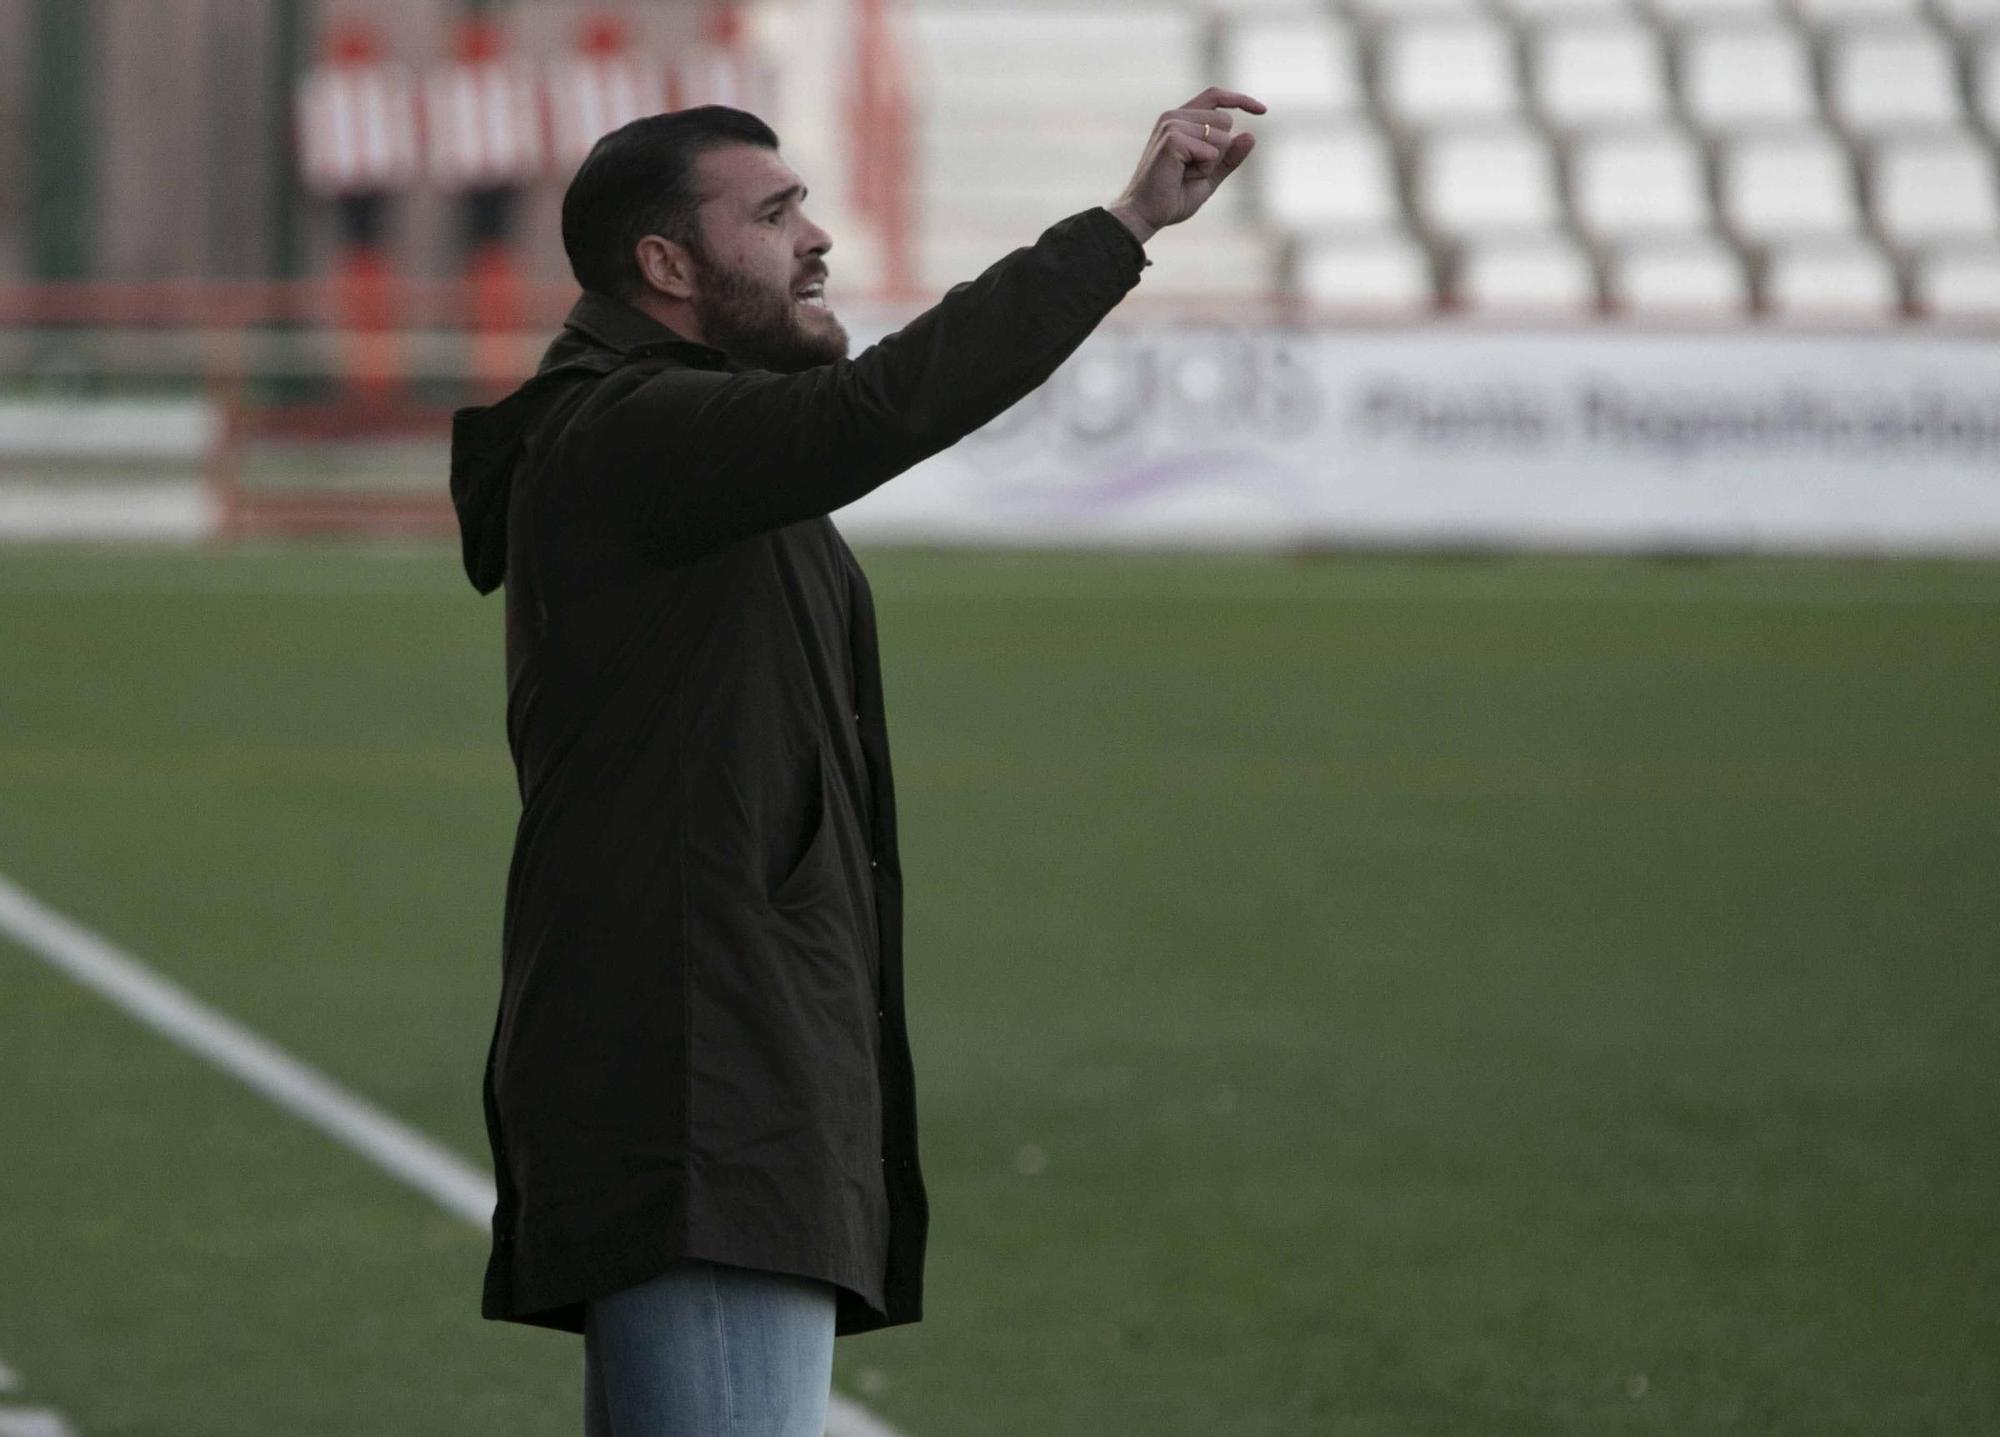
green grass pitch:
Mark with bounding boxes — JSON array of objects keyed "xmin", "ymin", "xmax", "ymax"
[{"xmin": 0, "ymin": 545, "xmax": 1995, "ymax": 1435}]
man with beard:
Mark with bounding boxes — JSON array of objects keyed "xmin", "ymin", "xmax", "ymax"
[{"xmin": 448, "ymin": 94, "xmax": 1261, "ymax": 1435}]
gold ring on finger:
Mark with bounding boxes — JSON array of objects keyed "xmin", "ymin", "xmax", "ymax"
[{"xmin": 1202, "ymin": 122, "xmax": 1211, "ymax": 141}]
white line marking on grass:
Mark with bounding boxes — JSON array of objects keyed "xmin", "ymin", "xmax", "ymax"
[
  {"xmin": 824, "ymin": 1396, "xmax": 909, "ymax": 1437},
  {"xmin": 0, "ymin": 1409, "xmax": 77, "ymax": 1437},
  {"xmin": 0, "ymin": 1408, "xmax": 77, "ymax": 1437},
  {"xmin": 0, "ymin": 871, "xmax": 495, "ymax": 1225},
  {"xmin": 0, "ymin": 1355, "xmax": 77, "ymax": 1436},
  {"xmin": 0, "ymin": 870, "xmax": 906, "ymax": 1437}
]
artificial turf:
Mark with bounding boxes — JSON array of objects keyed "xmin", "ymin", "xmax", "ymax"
[{"xmin": 1, "ymin": 545, "xmax": 1994, "ymax": 1435}]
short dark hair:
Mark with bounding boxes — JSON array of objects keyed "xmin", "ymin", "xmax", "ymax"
[{"xmin": 560, "ymin": 106, "xmax": 781, "ymax": 300}]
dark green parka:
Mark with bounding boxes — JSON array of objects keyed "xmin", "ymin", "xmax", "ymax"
[{"xmin": 448, "ymin": 205, "xmax": 1148, "ymax": 1335}]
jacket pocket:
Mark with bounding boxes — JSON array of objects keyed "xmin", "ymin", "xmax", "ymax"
[{"xmin": 768, "ymin": 741, "xmax": 840, "ymax": 910}]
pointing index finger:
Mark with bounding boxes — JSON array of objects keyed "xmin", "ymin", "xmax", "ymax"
[{"xmin": 1186, "ymin": 87, "xmax": 1267, "ymax": 114}]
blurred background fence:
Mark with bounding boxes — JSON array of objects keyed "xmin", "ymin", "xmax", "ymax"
[{"xmin": 2, "ymin": 0, "xmax": 1997, "ymax": 547}]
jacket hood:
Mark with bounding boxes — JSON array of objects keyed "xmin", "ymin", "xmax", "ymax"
[
  {"xmin": 448, "ymin": 350, "xmax": 594, "ymax": 596},
  {"xmin": 448, "ymin": 294, "xmax": 731, "ymax": 595}
]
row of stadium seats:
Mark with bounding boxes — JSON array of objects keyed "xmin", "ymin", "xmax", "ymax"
[
  {"xmin": 1266, "ymin": 125, "xmax": 1998, "ymax": 246},
  {"xmin": 1291, "ymin": 226, "xmax": 2000, "ymax": 311},
  {"xmin": 1232, "ymin": 0, "xmax": 2000, "ymax": 311},
  {"xmin": 902, "ymin": 2, "xmax": 2000, "ymax": 316},
  {"xmin": 1309, "ymin": 0, "xmax": 1998, "ymax": 25},
  {"xmin": 1231, "ymin": 12, "xmax": 2000, "ymax": 134},
  {"xmin": 1260, "ymin": 123, "xmax": 2000, "ymax": 307}
]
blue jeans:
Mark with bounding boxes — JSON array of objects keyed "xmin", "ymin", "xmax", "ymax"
[{"xmin": 583, "ymin": 1258, "xmax": 837, "ymax": 1436}]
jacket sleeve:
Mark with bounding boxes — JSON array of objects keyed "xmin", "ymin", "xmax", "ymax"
[{"xmin": 580, "ymin": 206, "xmax": 1151, "ymax": 566}]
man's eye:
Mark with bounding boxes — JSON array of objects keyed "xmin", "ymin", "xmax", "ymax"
[{"xmin": 762, "ymin": 212, "xmax": 781, "ymax": 225}]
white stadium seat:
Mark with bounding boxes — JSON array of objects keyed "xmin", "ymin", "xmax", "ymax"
[
  {"xmin": 1871, "ymin": 133, "xmax": 2000, "ymax": 246},
  {"xmin": 1219, "ymin": 15, "xmax": 1365, "ymax": 116},
  {"xmin": 1260, "ymin": 125, "xmax": 1404, "ymax": 231},
  {"xmin": 1680, "ymin": 25, "xmax": 1818, "ymax": 131},
  {"xmin": 1719, "ymin": 130, "xmax": 1862, "ymax": 239},
  {"xmin": 1932, "ymin": 0, "xmax": 2000, "ymax": 33},
  {"xmin": 1349, "ymin": 0, "xmax": 1490, "ymax": 22},
  {"xmin": 905, "ymin": 8, "xmax": 1199, "ymax": 110},
  {"xmin": 906, "ymin": 5, "xmax": 1227, "ymax": 294},
  {"xmin": 1825, "ymin": 27, "xmax": 1962, "ymax": 133},
  {"xmin": 1607, "ymin": 236, "xmax": 1752, "ymax": 311},
  {"xmin": 1533, "ymin": 22, "xmax": 1670, "ymax": 128},
  {"xmin": 1296, "ymin": 233, "xmax": 1437, "ymax": 310},
  {"xmin": 1647, "ymin": 0, "xmax": 1783, "ymax": 23},
  {"xmin": 1913, "ymin": 242, "xmax": 2000, "ymax": 315},
  {"xmin": 1571, "ymin": 128, "xmax": 1712, "ymax": 238},
  {"xmin": 1417, "ymin": 126, "xmax": 1562, "ymax": 234},
  {"xmin": 918, "ymin": 127, "xmax": 1137, "ymax": 184},
  {"xmin": 1974, "ymin": 36, "xmax": 2000, "ymax": 130},
  {"xmin": 1456, "ymin": 235, "xmax": 1600, "ymax": 310},
  {"xmin": 1495, "ymin": 0, "xmax": 1637, "ymax": 20},
  {"xmin": 1135, "ymin": 226, "xmax": 1286, "ymax": 297},
  {"xmin": 1793, "ymin": 0, "xmax": 1924, "ymax": 24},
  {"xmin": 1380, "ymin": 20, "xmax": 1523, "ymax": 125},
  {"xmin": 914, "ymin": 129, "xmax": 1141, "ymax": 245},
  {"xmin": 1764, "ymin": 237, "xmax": 1902, "ymax": 315}
]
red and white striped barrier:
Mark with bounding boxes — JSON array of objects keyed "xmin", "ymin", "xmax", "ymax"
[
  {"xmin": 548, "ymin": 51, "xmax": 666, "ymax": 167},
  {"xmin": 668, "ymin": 45, "xmax": 778, "ymax": 116},
  {"xmin": 422, "ymin": 56, "xmax": 546, "ymax": 190},
  {"xmin": 295, "ymin": 56, "xmax": 421, "ymax": 195},
  {"xmin": 297, "ymin": 13, "xmax": 780, "ymax": 191}
]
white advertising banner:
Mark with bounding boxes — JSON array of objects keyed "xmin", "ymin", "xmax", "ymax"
[{"xmin": 830, "ymin": 322, "xmax": 2000, "ymax": 555}]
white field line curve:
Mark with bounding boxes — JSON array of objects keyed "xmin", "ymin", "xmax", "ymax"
[
  {"xmin": 0, "ymin": 1409, "xmax": 77, "ymax": 1437},
  {"xmin": 0, "ymin": 869, "xmax": 904, "ymax": 1437},
  {"xmin": 0, "ymin": 870, "xmax": 496, "ymax": 1223},
  {"xmin": 0, "ymin": 1352, "xmax": 79, "ymax": 1436}
]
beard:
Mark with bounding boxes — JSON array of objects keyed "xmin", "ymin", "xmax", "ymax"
[{"xmin": 689, "ymin": 246, "xmax": 851, "ymax": 374}]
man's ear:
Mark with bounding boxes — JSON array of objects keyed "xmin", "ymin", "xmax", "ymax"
[{"xmin": 634, "ymin": 235, "xmax": 697, "ymax": 302}]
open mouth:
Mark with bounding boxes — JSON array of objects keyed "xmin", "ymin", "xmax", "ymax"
[{"xmin": 794, "ymin": 280, "xmax": 828, "ymax": 310}]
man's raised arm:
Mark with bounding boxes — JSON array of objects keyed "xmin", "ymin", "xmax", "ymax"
[{"xmin": 585, "ymin": 89, "xmax": 1264, "ymax": 567}]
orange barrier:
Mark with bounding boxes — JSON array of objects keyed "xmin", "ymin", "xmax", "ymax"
[
  {"xmin": 466, "ymin": 244, "xmax": 526, "ymax": 398},
  {"xmin": 334, "ymin": 245, "xmax": 403, "ymax": 407},
  {"xmin": 848, "ymin": 0, "xmax": 915, "ymax": 300}
]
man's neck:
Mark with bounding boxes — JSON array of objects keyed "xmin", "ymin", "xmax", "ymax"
[{"xmin": 629, "ymin": 293, "xmax": 705, "ymax": 347}]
